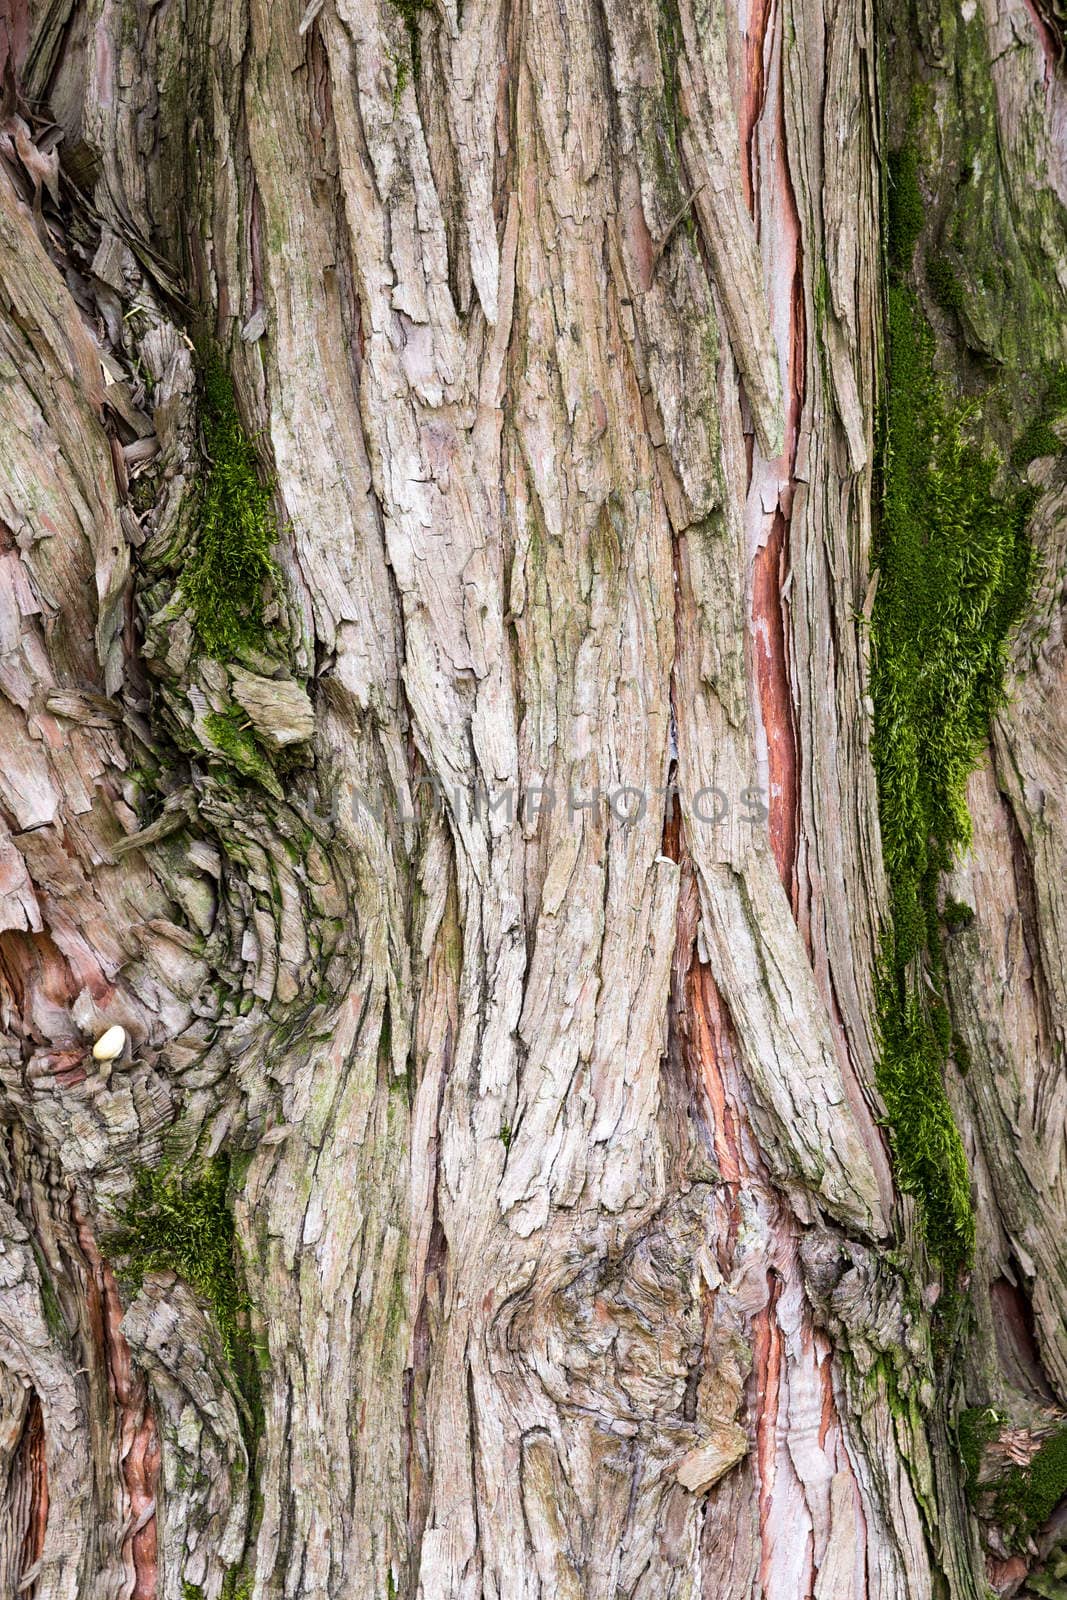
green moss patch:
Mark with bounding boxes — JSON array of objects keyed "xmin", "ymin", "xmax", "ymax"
[
  {"xmin": 1011, "ymin": 364, "xmax": 1067, "ymax": 469},
  {"xmin": 184, "ymin": 357, "xmax": 280, "ymax": 660},
  {"xmin": 887, "ymin": 144, "xmax": 924, "ymax": 276},
  {"xmin": 957, "ymin": 1405, "xmax": 1003, "ymax": 1499},
  {"xmin": 184, "ymin": 1574, "xmax": 252, "ymax": 1600},
  {"xmin": 995, "ymin": 1427, "xmax": 1067, "ymax": 1545},
  {"xmin": 387, "ymin": 0, "xmax": 430, "ymax": 73},
  {"xmin": 204, "ymin": 708, "xmax": 283, "ymax": 797},
  {"xmin": 875, "ymin": 286, "xmax": 1034, "ymax": 971},
  {"xmin": 872, "ymin": 154, "xmax": 1035, "ymax": 1279},
  {"xmin": 957, "ymin": 1408, "xmax": 1067, "ymax": 1545},
  {"xmin": 107, "ymin": 1157, "xmax": 262, "ymax": 1439},
  {"xmin": 926, "ymin": 250, "xmax": 966, "ymax": 320},
  {"xmin": 873, "ymin": 975, "xmax": 975, "ymax": 1276},
  {"xmin": 942, "ymin": 897, "xmax": 975, "ymax": 932}
]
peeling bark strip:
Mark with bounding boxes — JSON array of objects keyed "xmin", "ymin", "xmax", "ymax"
[{"xmin": 0, "ymin": 0, "xmax": 1064, "ymax": 1593}]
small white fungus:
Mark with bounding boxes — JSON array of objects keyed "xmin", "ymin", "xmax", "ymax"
[{"xmin": 91, "ymin": 1025, "xmax": 127, "ymax": 1062}]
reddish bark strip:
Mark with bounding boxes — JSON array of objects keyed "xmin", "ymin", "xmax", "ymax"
[
  {"xmin": 751, "ymin": 514, "xmax": 798, "ymax": 891},
  {"xmin": 740, "ymin": 0, "xmax": 804, "ymax": 900},
  {"xmin": 15, "ymin": 1390, "xmax": 48, "ymax": 1588},
  {"xmin": 123, "ymin": 1407, "xmax": 161, "ymax": 1600},
  {"xmin": 1019, "ymin": 0, "xmax": 1061, "ymax": 75},
  {"xmin": 691, "ymin": 964, "xmax": 744, "ymax": 1186},
  {"xmin": 678, "ymin": 868, "xmax": 867, "ymax": 1598},
  {"xmin": 739, "ymin": 0, "xmax": 774, "ymax": 214},
  {"xmin": 74, "ymin": 1207, "xmax": 160, "ymax": 1599},
  {"xmin": 0, "ymin": 0, "xmax": 30, "ymax": 82},
  {"xmin": 752, "ymin": 1277, "xmax": 783, "ymax": 1589}
]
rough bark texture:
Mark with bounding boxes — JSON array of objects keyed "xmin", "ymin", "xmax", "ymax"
[{"xmin": 0, "ymin": 0, "xmax": 1064, "ymax": 1595}]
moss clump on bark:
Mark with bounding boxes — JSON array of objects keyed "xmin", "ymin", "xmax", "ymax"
[
  {"xmin": 184, "ymin": 356, "xmax": 280, "ymax": 659},
  {"xmin": 872, "ymin": 152, "xmax": 1035, "ymax": 1279},
  {"xmin": 926, "ymin": 250, "xmax": 966, "ymax": 319},
  {"xmin": 942, "ymin": 897, "xmax": 975, "ymax": 932},
  {"xmin": 875, "ymin": 285, "xmax": 1034, "ymax": 969},
  {"xmin": 886, "ymin": 144, "xmax": 924, "ymax": 275},
  {"xmin": 387, "ymin": 0, "xmax": 430, "ymax": 73},
  {"xmin": 994, "ymin": 1427, "xmax": 1067, "ymax": 1546},
  {"xmin": 31, "ymin": 1239, "xmax": 67, "ymax": 1340},
  {"xmin": 204, "ymin": 708, "xmax": 283, "ymax": 797},
  {"xmin": 183, "ymin": 1579, "xmax": 251, "ymax": 1600},
  {"xmin": 221, "ymin": 1574, "xmax": 253, "ymax": 1600},
  {"xmin": 957, "ymin": 1405, "xmax": 1002, "ymax": 1499},
  {"xmin": 956, "ymin": 1408, "xmax": 1067, "ymax": 1543},
  {"xmin": 1011, "ymin": 364, "xmax": 1067, "ymax": 469},
  {"xmin": 873, "ymin": 975, "xmax": 975, "ymax": 1276},
  {"xmin": 107, "ymin": 1157, "xmax": 261, "ymax": 1436}
]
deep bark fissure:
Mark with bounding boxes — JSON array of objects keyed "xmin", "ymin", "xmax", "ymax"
[{"xmin": 11, "ymin": 1387, "xmax": 47, "ymax": 1597}]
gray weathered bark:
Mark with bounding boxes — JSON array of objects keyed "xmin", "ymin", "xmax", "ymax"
[{"xmin": 0, "ymin": 0, "xmax": 1064, "ymax": 1595}]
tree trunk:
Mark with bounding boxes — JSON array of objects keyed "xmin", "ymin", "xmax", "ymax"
[{"xmin": 0, "ymin": 0, "xmax": 1064, "ymax": 1593}]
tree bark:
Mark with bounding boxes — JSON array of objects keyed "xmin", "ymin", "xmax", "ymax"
[{"xmin": 0, "ymin": 0, "xmax": 1064, "ymax": 1594}]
